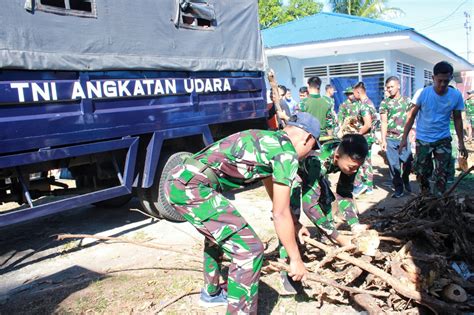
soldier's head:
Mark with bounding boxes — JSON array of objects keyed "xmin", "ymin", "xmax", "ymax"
[
  {"xmin": 299, "ymin": 86, "xmax": 309, "ymax": 100},
  {"xmin": 278, "ymin": 85, "xmax": 287, "ymax": 98},
  {"xmin": 353, "ymin": 82, "xmax": 367, "ymax": 100},
  {"xmin": 284, "ymin": 112, "xmax": 321, "ymax": 159},
  {"xmin": 433, "ymin": 61, "xmax": 454, "ymax": 95},
  {"xmin": 334, "ymin": 134, "xmax": 368, "ymax": 175},
  {"xmin": 385, "ymin": 76, "xmax": 400, "ymax": 99},
  {"xmin": 325, "ymin": 84, "xmax": 335, "ymax": 98},
  {"xmin": 307, "ymin": 76, "xmax": 322, "ymax": 94},
  {"xmin": 343, "ymin": 87, "xmax": 354, "ymax": 102}
]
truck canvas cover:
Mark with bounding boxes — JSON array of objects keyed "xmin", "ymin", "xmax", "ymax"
[{"xmin": 0, "ymin": 0, "xmax": 265, "ymax": 72}]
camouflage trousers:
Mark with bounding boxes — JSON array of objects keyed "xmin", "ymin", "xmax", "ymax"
[
  {"xmin": 354, "ymin": 145, "xmax": 373, "ymax": 188},
  {"xmin": 414, "ymin": 137, "xmax": 452, "ymax": 195},
  {"xmin": 164, "ymin": 164, "xmax": 264, "ymax": 314},
  {"xmin": 280, "ymin": 177, "xmax": 359, "ymax": 260}
]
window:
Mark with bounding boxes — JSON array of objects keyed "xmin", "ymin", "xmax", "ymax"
[
  {"xmin": 36, "ymin": 0, "xmax": 96, "ymax": 18},
  {"xmin": 424, "ymin": 69, "xmax": 433, "ymax": 87},
  {"xmin": 175, "ymin": 0, "xmax": 215, "ymax": 30},
  {"xmin": 304, "ymin": 60, "xmax": 385, "ymax": 111},
  {"xmin": 396, "ymin": 61, "xmax": 415, "ymax": 98}
]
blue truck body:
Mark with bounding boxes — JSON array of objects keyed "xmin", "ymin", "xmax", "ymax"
[
  {"xmin": 0, "ymin": 70, "xmax": 267, "ymax": 227},
  {"xmin": 0, "ymin": 0, "xmax": 268, "ymax": 227}
]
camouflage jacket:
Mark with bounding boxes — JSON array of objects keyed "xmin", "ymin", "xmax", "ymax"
[
  {"xmin": 194, "ymin": 129, "xmax": 299, "ymax": 191},
  {"xmin": 379, "ymin": 96, "xmax": 411, "ymax": 140},
  {"xmin": 466, "ymin": 98, "xmax": 474, "ymax": 118},
  {"xmin": 295, "ymin": 140, "xmax": 358, "ymax": 234},
  {"xmin": 358, "ymin": 98, "xmax": 378, "ymax": 145}
]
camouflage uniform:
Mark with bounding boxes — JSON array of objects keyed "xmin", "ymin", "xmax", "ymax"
[
  {"xmin": 323, "ymin": 95, "xmax": 338, "ymax": 127},
  {"xmin": 354, "ymin": 98, "xmax": 377, "ymax": 189},
  {"xmin": 414, "ymin": 137, "xmax": 452, "ymax": 194},
  {"xmin": 379, "ymin": 96, "xmax": 412, "ymax": 193},
  {"xmin": 164, "ymin": 129, "xmax": 299, "ymax": 314},
  {"xmin": 295, "ymin": 140, "xmax": 359, "ymax": 237},
  {"xmin": 279, "ymin": 140, "xmax": 359, "ymax": 260},
  {"xmin": 466, "ymin": 98, "xmax": 474, "ymax": 125},
  {"xmin": 301, "ymin": 94, "xmax": 336, "ymax": 136}
]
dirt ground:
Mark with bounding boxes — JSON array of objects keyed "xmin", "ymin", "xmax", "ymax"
[{"xmin": 1, "ymin": 142, "xmax": 473, "ymax": 314}]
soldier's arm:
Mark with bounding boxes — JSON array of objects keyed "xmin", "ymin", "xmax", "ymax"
[
  {"xmin": 359, "ymin": 113, "xmax": 372, "ymax": 135},
  {"xmin": 380, "ymin": 112, "xmax": 388, "ymax": 150},
  {"xmin": 453, "ymin": 110, "xmax": 468, "ymax": 158},
  {"xmin": 399, "ymin": 104, "xmax": 419, "ymax": 152},
  {"xmin": 272, "ymin": 183, "xmax": 307, "ymax": 281}
]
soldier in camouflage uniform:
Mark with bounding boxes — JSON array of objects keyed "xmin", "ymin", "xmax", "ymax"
[
  {"xmin": 380, "ymin": 76, "xmax": 413, "ymax": 198},
  {"xmin": 352, "ymin": 82, "xmax": 378, "ymax": 196},
  {"xmin": 278, "ymin": 134, "xmax": 368, "ymax": 292},
  {"xmin": 164, "ymin": 112, "xmax": 320, "ymax": 314},
  {"xmin": 465, "ymin": 90, "xmax": 474, "ymax": 142},
  {"xmin": 300, "ymin": 76, "xmax": 336, "ymax": 136},
  {"xmin": 400, "ymin": 61, "xmax": 468, "ymax": 195},
  {"xmin": 337, "ymin": 87, "xmax": 359, "ymax": 136},
  {"xmin": 324, "ymin": 84, "xmax": 338, "ymax": 127}
]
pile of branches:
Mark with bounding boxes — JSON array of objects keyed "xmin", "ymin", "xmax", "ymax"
[{"xmin": 263, "ymin": 192, "xmax": 474, "ymax": 314}]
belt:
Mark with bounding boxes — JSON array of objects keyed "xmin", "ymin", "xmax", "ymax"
[{"xmin": 183, "ymin": 157, "xmax": 221, "ymax": 190}]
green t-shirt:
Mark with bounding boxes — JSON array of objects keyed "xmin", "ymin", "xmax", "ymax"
[{"xmin": 300, "ymin": 94, "xmax": 335, "ymax": 135}]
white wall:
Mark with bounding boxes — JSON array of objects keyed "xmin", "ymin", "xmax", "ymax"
[{"xmin": 267, "ymin": 49, "xmax": 438, "ymax": 101}]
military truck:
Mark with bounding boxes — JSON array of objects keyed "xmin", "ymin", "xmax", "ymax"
[{"xmin": 0, "ymin": 0, "xmax": 267, "ymax": 227}]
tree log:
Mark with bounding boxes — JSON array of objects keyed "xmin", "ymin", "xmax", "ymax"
[{"xmin": 303, "ymin": 237, "xmax": 458, "ymax": 314}]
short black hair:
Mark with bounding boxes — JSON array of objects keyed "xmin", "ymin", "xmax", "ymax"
[
  {"xmin": 307, "ymin": 76, "xmax": 322, "ymax": 89},
  {"xmin": 299, "ymin": 86, "xmax": 308, "ymax": 93},
  {"xmin": 278, "ymin": 85, "xmax": 287, "ymax": 95},
  {"xmin": 433, "ymin": 61, "xmax": 453, "ymax": 76},
  {"xmin": 325, "ymin": 84, "xmax": 334, "ymax": 91},
  {"xmin": 337, "ymin": 134, "xmax": 368, "ymax": 162},
  {"xmin": 353, "ymin": 81, "xmax": 366, "ymax": 91},
  {"xmin": 385, "ymin": 76, "xmax": 400, "ymax": 84}
]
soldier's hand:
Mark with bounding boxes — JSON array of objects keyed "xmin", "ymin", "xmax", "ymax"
[
  {"xmin": 459, "ymin": 143, "xmax": 468, "ymax": 159},
  {"xmin": 288, "ymin": 258, "xmax": 308, "ymax": 282},
  {"xmin": 398, "ymin": 138, "xmax": 407, "ymax": 154},
  {"xmin": 381, "ymin": 140, "xmax": 387, "ymax": 151},
  {"xmin": 267, "ymin": 69, "xmax": 276, "ymax": 83},
  {"xmin": 297, "ymin": 225, "xmax": 310, "ymax": 245},
  {"xmin": 333, "ymin": 234, "xmax": 352, "ymax": 247}
]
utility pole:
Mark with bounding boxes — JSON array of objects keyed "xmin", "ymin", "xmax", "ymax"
[{"xmin": 464, "ymin": 11, "xmax": 472, "ymax": 61}]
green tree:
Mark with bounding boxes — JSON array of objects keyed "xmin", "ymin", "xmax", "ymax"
[
  {"xmin": 259, "ymin": 0, "xmax": 323, "ymax": 29},
  {"xmin": 329, "ymin": 0, "xmax": 403, "ymax": 19}
]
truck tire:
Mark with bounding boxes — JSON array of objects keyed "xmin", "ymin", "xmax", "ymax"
[
  {"xmin": 136, "ymin": 187, "xmax": 162, "ymax": 218},
  {"xmin": 151, "ymin": 151, "xmax": 192, "ymax": 222}
]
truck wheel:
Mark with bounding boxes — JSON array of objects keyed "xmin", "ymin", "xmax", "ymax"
[
  {"xmin": 136, "ymin": 187, "xmax": 162, "ymax": 218},
  {"xmin": 151, "ymin": 151, "xmax": 192, "ymax": 222}
]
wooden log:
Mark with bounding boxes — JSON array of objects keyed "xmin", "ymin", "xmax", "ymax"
[
  {"xmin": 352, "ymin": 294, "xmax": 384, "ymax": 315},
  {"xmin": 269, "ymin": 261, "xmax": 389, "ymax": 298},
  {"xmin": 303, "ymin": 237, "xmax": 458, "ymax": 314}
]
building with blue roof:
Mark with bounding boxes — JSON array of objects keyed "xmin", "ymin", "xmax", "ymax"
[{"xmin": 262, "ymin": 12, "xmax": 473, "ymax": 109}]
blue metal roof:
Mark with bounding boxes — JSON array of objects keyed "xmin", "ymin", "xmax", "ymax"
[{"xmin": 262, "ymin": 12, "xmax": 413, "ymax": 48}]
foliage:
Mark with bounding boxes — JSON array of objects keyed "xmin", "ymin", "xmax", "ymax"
[
  {"xmin": 328, "ymin": 0, "xmax": 403, "ymax": 19},
  {"xmin": 259, "ymin": 0, "xmax": 323, "ymax": 29}
]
